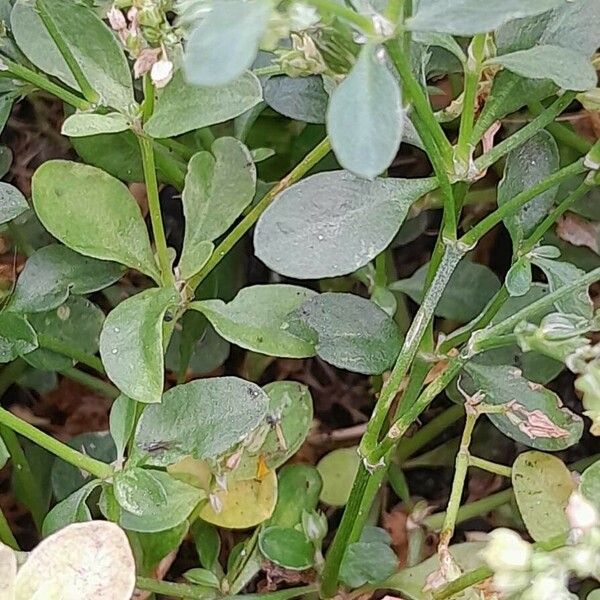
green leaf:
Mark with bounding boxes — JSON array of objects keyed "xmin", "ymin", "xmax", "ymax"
[
  {"xmin": 498, "ymin": 131, "xmax": 559, "ymax": 250},
  {"xmin": 183, "ymin": 0, "xmax": 271, "ymax": 87},
  {"xmin": 490, "ymin": 45, "xmax": 597, "ymax": 91},
  {"xmin": 42, "ymin": 480, "xmax": 99, "ymax": 536},
  {"xmin": 99, "ymin": 287, "xmax": 179, "ymax": 404},
  {"xmin": 61, "ymin": 112, "xmax": 130, "ymax": 137},
  {"xmin": 32, "ymin": 160, "xmax": 159, "ymax": 281},
  {"xmin": 462, "ymin": 362, "xmax": 583, "ymax": 451},
  {"xmin": 116, "ymin": 468, "xmax": 203, "ymax": 533},
  {"xmin": 259, "ymin": 526, "xmax": 314, "ymax": 570},
  {"xmin": 292, "ymin": 293, "xmax": 402, "ymax": 375},
  {"xmin": 327, "ymin": 44, "xmax": 404, "ymax": 179},
  {"xmin": 191, "ymin": 284, "xmax": 317, "ymax": 358},
  {"xmin": 530, "ymin": 256, "xmax": 593, "ymax": 319},
  {"xmin": 0, "ymin": 436, "xmax": 8, "ymax": 470},
  {"xmin": 339, "ymin": 541, "xmax": 397, "ymax": 588},
  {"xmin": 198, "ymin": 468, "xmax": 277, "ymax": 529},
  {"xmin": 0, "ymin": 312, "xmax": 37, "ymax": 363},
  {"xmin": 317, "ymin": 447, "xmax": 360, "ymax": 507},
  {"xmin": 191, "ymin": 520, "xmax": 221, "ymax": 571},
  {"xmin": 51, "ymin": 432, "xmax": 115, "ymax": 501},
  {"xmin": 581, "ymin": 459, "xmax": 600, "ymax": 512},
  {"xmin": 134, "ymin": 377, "xmax": 269, "ymax": 466},
  {"xmin": 413, "ymin": 32, "xmax": 467, "ymax": 64},
  {"xmin": 234, "ymin": 381, "xmax": 314, "ymax": 479},
  {"xmin": 8, "ymin": 244, "xmax": 125, "ymax": 313},
  {"xmin": 512, "ymin": 451, "xmax": 574, "ymax": 542},
  {"xmin": 145, "ymin": 71, "xmax": 262, "ymax": 138},
  {"xmin": 254, "ymin": 170, "xmax": 436, "ymax": 279},
  {"xmin": 263, "ymin": 75, "xmax": 328, "ymax": 124},
  {"xmin": 179, "ymin": 137, "xmax": 256, "ymax": 279},
  {"xmin": 391, "ymin": 258, "xmax": 501, "ymax": 322},
  {"xmin": 109, "ymin": 395, "xmax": 137, "ymax": 462},
  {"xmin": 135, "ymin": 523, "xmax": 189, "ymax": 575},
  {"xmin": 268, "ymin": 464, "xmax": 322, "ymax": 529},
  {"xmin": 183, "ymin": 568, "xmax": 221, "ymax": 588},
  {"xmin": 506, "ymin": 257, "xmax": 532, "ymax": 297},
  {"xmin": 25, "ymin": 296, "xmax": 104, "ymax": 371},
  {"xmin": 407, "ymin": 0, "xmax": 565, "ymax": 35},
  {"xmin": 0, "ymin": 182, "xmax": 28, "ymax": 225}
]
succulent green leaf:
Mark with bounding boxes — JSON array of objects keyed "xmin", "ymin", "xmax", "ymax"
[
  {"xmin": 99, "ymin": 287, "xmax": 180, "ymax": 404},
  {"xmin": 179, "ymin": 137, "xmax": 256, "ymax": 279},
  {"xmin": 462, "ymin": 362, "xmax": 583, "ymax": 451},
  {"xmin": 254, "ymin": 171, "xmax": 436, "ymax": 279},
  {"xmin": 145, "ymin": 71, "xmax": 263, "ymax": 138},
  {"xmin": 0, "ymin": 182, "xmax": 28, "ymax": 225},
  {"xmin": 506, "ymin": 257, "xmax": 533, "ymax": 297},
  {"xmin": 290, "ymin": 293, "xmax": 402, "ymax": 375},
  {"xmin": 191, "ymin": 285, "xmax": 317, "ymax": 358},
  {"xmin": 42, "ymin": 480, "xmax": 100, "ymax": 536},
  {"xmin": 339, "ymin": 541, "xmax": 397, "ymax": 588},
  {"xmin": 391, "ymin": 259, "xmax": 501, "ymax": 322},
  {"xmin": 408, "ymin": 0, "xmax": 565, "ymax": 35},
  {"xmin": 109, "ymin": 395, "xmax": 137, "ymax": 462},
  {"xmin": 61, "ymin": 112, "xmax": 130, "ymax": 137},
  {"xmin": 134, "ymin": 377, "xmax": 269, "ymax": 466},
  {"xmin": 259, "ymin": 527, "xmax": 314, "ymax": 570},
  {"xmin": 0, "ymin": 436, "xmax": 8, "ymax": 470},
  {"xmin": 32, "ymin": 160, "xmax": 159, "ymax": 281},
  {"xmin": 263, "ymin": 75, "xmax": 328, "ymax": 124},
  {"xmin": 581, "ymin": 459, "xmax": 600, "ymax": 512},
  {"xmin": 183, "ymin": 0, "xmax": 271, "ymax": 87},
  {"xmin": 0, "ymin": 312, "xmax": 38, "ymax": 363},
  {"xmin": 512, "ymin": 451, "xmax": 574, "ymax": 542},
  {"xmin": 327, "ymin": 45, "xmax": 404, "ymax": 179},
  {"xmin": 317, "ymin": 447, "xmax": 360, "ymax": 507},
  {"xmin": 9, "ymin": 244, "xmax": 125, "ymax": 314}
]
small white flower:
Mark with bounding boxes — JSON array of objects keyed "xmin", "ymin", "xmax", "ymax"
[
  {"xmin": 107, "ymin": 6, "xmax": 127, "ymax": 30},
  {"xmin": 566, "ymin": 492, "xmax": 599, "ymax": 532},
  {"xmin": 288, "ymin": 3, "xmax": 319, "ymax": 30},
  {"xmin": 481, "ymin": 528, "xmax": 533, "ymax": 572},
  {"xmin": 151, "ymin": 59, "xmax": 173, "ymax": 88}
]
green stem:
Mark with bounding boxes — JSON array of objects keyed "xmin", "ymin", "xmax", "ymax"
[
  {"xmin": 397, "ymin": 404, "xmax": 464, "ymax": 463},
  {"xmin": 0, "ymin": 504, "xmax": 18, "ymax": 549},
  {"xmin": 528, "ymin": 101, "xmax": 592, "ymax": 155},
  {"xmin": 455, "ymin": 34, "xmax": 486, "ymax": 165},
  {"xmin": 474, "ymin": 92, "xmax": 577, "ymax": 171},
  {"xmin": 134, "ymin": 578, "xmax": 215, "ymax": 599},
  {"xmin": 307, "ymin": 0, "xmax": 376, "ymax": 33},
  {"xmin": 468, "ymin": 456, "xmax": 512, "ymax": 478},
  {"xmin": 424, "ymin": 488, "xmax": 513, "ymax": 531},
  {"xmin": 0, "ymin": 426, "xmax": 47, "ymax": 531},
  {"xmin": 460, "ymin": 158, "xmax": 586, "ymax": 247},
  {"xmin": 0, "ymin": 60, "xmax": 89, "ymax": 110},
  {"xmin": 0, "ymin": 406, "xmax": 113, "ymax": 479},
  {"xmin": 189, "ymin": 137, "xmax": 331, "ymax": 291},
  {"xmin": 37, "ymin": 333, "xmax": 105, "ymax": 374},
  {"xmin": 36, "ymin": 0, "xmax": 99, "ymax": 104},
  {"xmin": 60, "ymin": 367, "xmax": 120, "ymax": 399}
]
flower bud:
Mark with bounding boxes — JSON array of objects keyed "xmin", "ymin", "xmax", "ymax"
[
  {"xmin": 301, "ymin": 509, "xmax": 327, "ymax": 542},
  {"xmin": 107, "ymin": 6, "xmax": 127, "ymax": 31},
  {"xmin": 151, "ymin": 59, "xmax": 173, "ymax": 88},
  {"xmin": 481, "ymin": 528, "xmax": 532, "ymax": 572},
  {"xmin": 566, "ymin": 492, "xmax": 599, "ymax": 532}
]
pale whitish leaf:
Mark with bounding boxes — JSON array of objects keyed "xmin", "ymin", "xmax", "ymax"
[
  {"xmin": 530, "ymin": 256, "xmax": 593, "ymax": 319},
  {"xmin": 145, "ymin": 71, "xmax": 263, "ymax": 138},
  {"xmin": 407, "ymin": 0, "xmax": 565, "ymax": 35},
  {"xmin": 116, "ymin": 469, "xmax": 203, "ymax": 533},
  {"xmin": 109, "ymin": 395, "xmax": 137, "ymax": 462},
  {"xmin": 134, "ymin": 376, "xmax": 269, "ymax": 466},
  {"xmin": 179, "ymin": 137, "xmax": 255, "ymax": 279},
  {"xmin": 8, "ymin": 244, "xmax": 125, "ymax": 314},
  {"xmin": 289, "ymin": 293, "xmax": 402, "ymax": 375},
  {"xmin": 99, "ymin": 287, "xmax": 179, "ymax": 404},
  {"xmin": 512, "ymin": 451, "xmax": 574, "ymax": 542},
  {"xmin": 183, "ymin": 0, "xmax": 271, "ymax": 87},
  {"xmin": 0, "ymin": 540, "xmax": 16, "ymax": 600},
  {"xmin": 42, "ymin": 480, "xmax": 100, "ymax": 536},
  {"xmin": 490, "ymin": 45, "xmax": 597, "ymax": 92},
  {"xmin": 190, "ymin": 284, "xmax": 317, "ymax": 358},
  {"xmin": 16, "ymin": 521, "xmax": 135, "ymax": 600},
  {"xmin": 61, "ymin": 112, "xmax": 130, "ymax": 137},
  {"xmin": 391, "ymin": 259, "xmax": 501, "ymax": 322},
  {"xmin": 0, "ymin": 312, "xmax": 37, "ymax": 363},
  {"xmin": 462, "ymin": 362, "xmax": 583, "ymax": 451},
  {"xmin": 0, "ymin": 183, "xmax": 28, "ymax": 225},
  {"xmin": 498, "ymin": 130, "xmax": 559, "ymax": 250},
  {"xmin": 327, "ymin": 45, "xmax": 404, "ymax": 179},
  {"xmin": 199, "ymin": 469, "xmax": 277, "ymax": 529},
  {"xmin": 32, "ymin": 160, "xmax": 159, "ymax": 281},
  {"xmin": 254, "ymin": 171, "xmax": 436, "ymax": 279},
  {"xmin": 263, "ymin": 75, "xmax": 328, "ymax": 124}
]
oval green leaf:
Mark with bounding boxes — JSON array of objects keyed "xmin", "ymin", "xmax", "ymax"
[
  {"xmin": 259, "ymin": 526, "xmax": 314, "ymax": 570},
  {"xmin": 0, "ymin": 182, "xmax": 28, "ymax": 225},
  {"xmin": 317, "ymin": 446, "xmax": 360, "ymax": 507},
  {"xmin": 62, "ymin": 112, "xmax": 130, "ymax": 137}
]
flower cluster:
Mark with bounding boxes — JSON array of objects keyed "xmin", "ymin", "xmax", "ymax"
[
  {"xmin": 482, "ymin": 492, "xmax": 600, "ymax": 598},
  {"xmin": 107, "ymin": 1, "xmax": 180, "ymax": 88}
]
